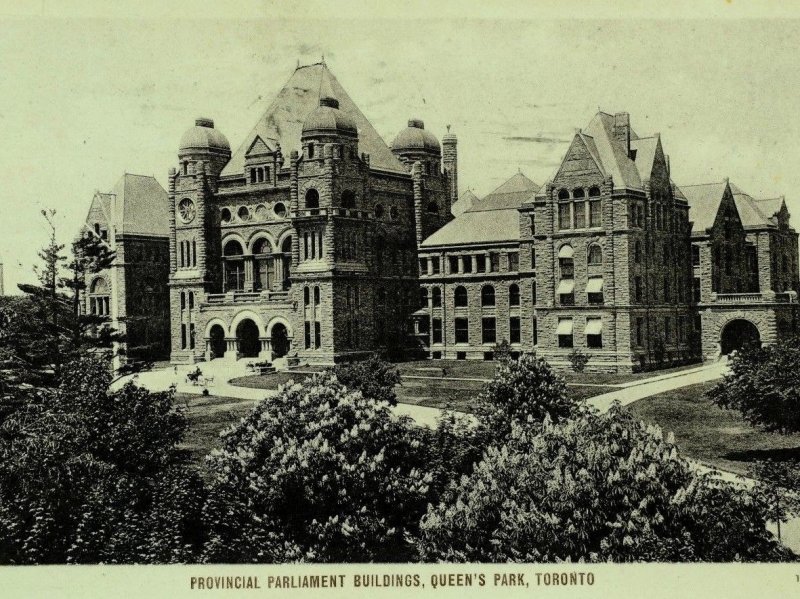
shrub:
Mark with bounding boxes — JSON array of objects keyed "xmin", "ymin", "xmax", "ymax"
[
  {"xmin": 707, "ymin": 340, "xmax": 800, "ymax": 433},
  {"xmin": 568, "ymin": 348, "xmax": 591, "ymax": 372},
  {"xmin": 419, "ymin": 404, "xmax": 791, "ymax": 562},
  {"xmin": 332, "ymin": 354, "xmax": 401, "ymax": 406},
  {"xmin": 475, "ymin": 353, "xmax": 579, "ymax": 445},
  {"xmin": 492, "ymin": 339, "xmax": 513, "ymax": 361},
  {"xmin": 202, "ymin": 371, "xmax": 434, "ymax": 563}
]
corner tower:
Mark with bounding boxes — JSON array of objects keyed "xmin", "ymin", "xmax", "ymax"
[{"xmin": 169, "ymin": 118, "xmax": 231, "ymax": 363}]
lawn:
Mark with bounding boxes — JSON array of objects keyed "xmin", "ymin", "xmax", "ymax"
[
  {"xmin": 625, "ymin": 382, "xmax": 800, "ymax": 476},
  {"xmin": 177, "ymin": 392, "xmax": 257, "ymax": 472}
]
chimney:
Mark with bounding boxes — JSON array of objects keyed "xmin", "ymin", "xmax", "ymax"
[
  {"xmin": 442, "ymin": 125, "xmax": 458, "ymax": 214},
  {"xmin": 613, "ymin": 112, "xmax": 630, "ymax": 153}
]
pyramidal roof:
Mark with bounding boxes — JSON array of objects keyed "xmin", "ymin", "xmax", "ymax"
[
  {"xmin": 221, "ymin": 63, "xmax": 406, "ymax": 177},
  {"xmin": 452, "ymin": 189, "xmax": 479, "ymax": 216},
  {"xmin": 469, "ymin": 172, "xmax": 540, "ymax": 211},
  {"xmin": 85, "ymin": 174, "xmax": 169, "ymax": 237}
]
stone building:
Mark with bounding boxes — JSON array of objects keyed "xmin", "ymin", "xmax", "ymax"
[
  {"xmin": 417, "ymin": 111, "xmax": 798, "ymax": 372},
  {"xmin": 684, "ymin": 180, "xmax": 799, "ymax": 359},
  {"xmin": 167, "ymin": 63, "xmax": 454, "ymax": 365},
  {"xmin": 82, "ymin": 173, "xmax": 171, "ymax": 362}
]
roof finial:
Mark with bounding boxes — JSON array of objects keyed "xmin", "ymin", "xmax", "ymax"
[
  {"xmin": 446, "ymin": 124, "xmax": 451, "ymax": 133},
  {"xmin": 321, "ymin": 54, "xmax": 326, "ymax": 66},
  {"xmin": 296, "ymin": 58, "xmax": 300, "ymax": 69}
]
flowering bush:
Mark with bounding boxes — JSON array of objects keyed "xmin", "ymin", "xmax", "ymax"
[
  {"xmin": 332, "ymin": 355, "xmax": 401, "ymax": 406},
  {"xmin": 419, "ymin": 404, "xmax": 790, "ymax": 562},
  {"xmin": 202, "ymin": 371, "xmax": 434, "ymax": 562}
]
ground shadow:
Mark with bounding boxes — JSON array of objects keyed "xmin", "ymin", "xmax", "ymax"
[{"xmin": 723, "ymin": 446, "xmax": 800, "ymax": 463}]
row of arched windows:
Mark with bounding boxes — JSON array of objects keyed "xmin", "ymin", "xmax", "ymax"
[
  {"xmin": 447, "ymin": 284, "xmax": 521, "ymax": 309},
  {"xmin": 222, "ymin": 237, "xmax": 292, "ymax": 292},
  {"xmin": 557, "ymin": 186, "xmax": 602, "ymax": 230}
]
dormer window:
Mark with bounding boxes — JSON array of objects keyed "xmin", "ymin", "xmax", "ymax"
[{"xmin": 250, "ymin": 166, "xmax": 269, "ymax": 184}]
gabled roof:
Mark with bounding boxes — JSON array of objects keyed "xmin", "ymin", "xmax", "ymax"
[
  {"xmin": 221, "ymin": 63, "xmax": 406, "ymax": 177},
  {"xmin": 681, "ymin": 181, "xmax": 729, "ymax": 233},
  {"xmin": 582, "ymin": 112, "xmax": 643, "ymax": 190},
  {"xmin": 420, "ymin": 209, "xmax": 521, "ymax": 247},
  {"xmin": 85, "ymin": 174, "xmax": 169, "ymax": 237},
  {"xmin": 451, "ymin": 189, "xmax": 479, "ymax": 216},
  {"xmin": 469, "ymin": 172, "xmax": 539, "ymax": 211},
  {"xmin": 630, "ymin": 136, "xmax": 660, "ymax": 182},
  {"xmin": 755, "ymin": 197, "xmax": 786, "ymax": 219},
  {"xmin": 422, "ymin": 172, "xmax": 538, "ymax": 247}
]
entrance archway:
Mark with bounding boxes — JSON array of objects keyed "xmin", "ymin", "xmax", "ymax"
[
  {"xmin": 209, "ymin": 324, "xmax": 226, "ymax": 359},
  {"xmin": 272, "ymin": 323, "xmax": 290, "ymax": 358},
  {"xmin": 720, "ymin": 319, "xmax": 761, "ymax": 355},
  {"xmin": 236, "ymin": 319, "xmax": 260, "ymax": 358}
]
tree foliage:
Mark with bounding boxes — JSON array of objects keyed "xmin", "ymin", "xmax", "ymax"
[
  {"xmin": 0, "ymin": 356, "xmax": 201, "ymax": 564},
  {"xmin": 707, "ymin": 340, "xmax": 800, "ymax": 433},
  {"xmin": 202, "ymin": 371, "xmax": 433, "ymax": 563},
  {"xmin": 419, "ymin": 405, "xmax": 791, "ymax": 562},
  {"xmin": 332, "ymin": 354, "xmax": 402, "ymax": 406}
]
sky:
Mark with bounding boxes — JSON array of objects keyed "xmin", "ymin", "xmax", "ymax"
[{"xmin": 1, "ymin": 10, "xmax": 800, "ymax": 293}]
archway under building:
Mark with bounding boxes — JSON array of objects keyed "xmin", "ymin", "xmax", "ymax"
[
  {"xmin": 236, "ymin": 319, "xmax": 261, "ymax": 358},
  {"xmin": 271, "ymin": 323, "xmax": 290, "ymax": 358},
  {"xmin": 209, "ymin": 324, "xmax": 226, "ymax": 359},
  {"xmin": 720, "ymin": 319, "xmax": 761, "ymax": 355}
]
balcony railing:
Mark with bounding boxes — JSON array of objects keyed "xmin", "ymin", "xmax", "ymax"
[
  {"xmin": 206, "ymin": 290, "xmax": 290, "ymax": 304},
  {"xmin": 712, "ymin": 291, "xmax": 797, "ymax": 304}
]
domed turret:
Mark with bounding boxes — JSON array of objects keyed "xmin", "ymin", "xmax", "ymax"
[
  {"xmin": 391, "ymin": 119, "xmax": 441, "ymax": 154},
  {"xmin": 301, "ymin": 97, "xmax": 358, "ymax": 138},
  {"xmin": 179, "ymin": 118, "xmax": 230, "ymax": 154}
]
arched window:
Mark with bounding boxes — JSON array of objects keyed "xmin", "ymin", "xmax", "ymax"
[
  {"xmin": 481, "ymin": 285, "xmax": 495, "ymax": 307},
  {"xmin": 89, "ymin": 277, "xmax": 110, "ymax": 316},
  {"xmin": 180, "ymin": 291, "xmax": 185, "ymax": 311},
  {"xmin": 304, "ymin": 286, "xmax": 310, "ymax": 306},
  {"xmin": 573, "ymin": 188, "xmax": 585, "ymax": 199},
  {"xmin": 635, "ymin": 240, "xmax": 642, "ymax": 263},
  {"xmin": 588, "ymin": 186, "xmax": 601, "ymax": 197},
  {"xmin": 220, "ymin": 207, "xmax": 231, "ymax": 224},
  {"xmin": 314, "ymin": 286, "xmax": 320, "ymax": 305},
  {"xmin": 307, "ymin": 143, "xmax": 315, "ymax": 159},
  {"xmin": 420, "ymin": 287, "xmax": 429, "ymax": 306},
  {"xmin": 253, "ymin": 238, "xmax": 275, "ymax": 292},
  {"xmin": 454, "ymin": 286, "xmax": 468, "ymax": 308},
  {"xmin": 281, "ymin": 236, "xmax": 292, "ymax": 290},
  {"xmin": 509, "ymin": 283, "xmax": 520, "ymax": 306},
  {"xmin": 432, "ymin": 286, "xmax": 442, "ymax": 307},
  {"xmin": 188, "ymin": 291, "xmax": 194, "ymax": 310},
  {"xmin": 557, "ymin": 188, "xmax": 570, "ymax": 200},
  {"xmin": 341, "ymin": 190, "xmax": 356, "ymax": 209},
  {"xmin": 305, "ymin": 189, "xmax": 320, "ymax": 214},
  {"xmin": 588, "ymin": 244, "xmax": 603, "ymax": 265},
  {"xmin": 374, "ymin": 204, "xmax": 384, "ymax": 219},
  {"xmin": 223, "ymin": 239, "xmax": 243, "ymax": 256},
  {"xmin": 222, "ymin": 239, "xmax": 245, "ymax": 292},
  {"xmin": 427, "ymin": 201, "xmax": 439, "ymax": 215}
]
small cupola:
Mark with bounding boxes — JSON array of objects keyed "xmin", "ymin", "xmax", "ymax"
[{"xmin": 301, "ymin": 96, "xmax": 358, "ymax": 138}]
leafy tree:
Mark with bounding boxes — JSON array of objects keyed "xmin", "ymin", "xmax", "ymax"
[
  {"xmin": 748, "ymin": 459, "xmax": 800, "ymax": 543},
  {"xmin": 0, "ymin": 356, "xmax": 201, "ymax": 564},
  {"xmin": 419, "ymin": 404, "xmax": 791, "ymax": 562},
  {"xmin": 332, "ymin": 354, "xmax": 402, "ymax": 406},
  {"xmin": 202, "ymin": 371, "xmax": 434, "ymax": 563},
  {"xmin": 475, "ymin": 352, "xmax": 580, "ymax": 443},
  {"xmin": 707, "ymin": 340, "xmax": 800, "ymax": 433}
]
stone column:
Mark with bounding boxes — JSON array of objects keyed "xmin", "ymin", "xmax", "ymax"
[
  {"xmin": 244, "ymin": 258, "xmax": 254, "ymax": 292},
  {"xmin": 259, "ymin": 337, "xmax": 272, "ymax": 360},
  {"xmin": 204, "ymin": 337, "xmax": 212, "ymax": 361},
  {"xmin": 458, "ymin": 255, "xmax": 464, "ymax": 274},
  {"xmin": 224, "ymin": 337, "xmax": 238, "ymax": 361}
]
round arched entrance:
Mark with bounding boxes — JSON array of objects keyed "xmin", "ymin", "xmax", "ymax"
[
  {"xmin": 209, "ymin": 324, "xmax": 226, "ymax": 359},
  {"xmin": 720, "ymin": 319, "xmax": 761, "ymax": 355},
  {"xmin": 236, "ymin": 319, "xmax": 260, "ymax": 358},
  {"xmin": 271, "ymin": 323, "xmax": 290, "ymax": 358}
]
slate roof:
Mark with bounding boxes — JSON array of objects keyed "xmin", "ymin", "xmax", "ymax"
[
  {"xmin": 85, "ymin": 174, "xmax": 169, "ymax": 237},
  {"xmin": 422, "ymin": 172, "xmax": 537, "ymax": 247},
  {"xmin": 754, "ymin": 197, "xmax": 785, "ymax": 219},
  {"xmin": 468, "ymin": 172, "xmax": 539, "ymax": 212},
  {"xmin": 582, "ymin": 112, "xmax": 643, "ymax": 190},
  {"xmin": 221, "ymin": 63, "xmax": 406, "ymax": 177},
  {"xmin": 630, "ymin": 136, "xmax": 659, "ymax": 181},
  {"xmin": 451, "ymin": 189, "xmax": 479, "ymax": 216},
  {"xmin": 681, "ymin": 182, "xmax": 731, "ymax": 233}
]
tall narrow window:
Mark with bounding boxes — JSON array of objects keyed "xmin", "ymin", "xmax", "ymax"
[
  {"xmin": 481, "ymin": 285, "xmax": 495, "ymax": 307},
  {"xmin": 558, "ymin": 202, "xmax": 572, "ymax": 230},
  {"xmin": 508, "ymin": 252, "xmax": 519, "ymax": 271},
  {"xmin": 557, "ymin": 318, "xmax": 574, "ymax": 348},
  {"xmin": 509, "ymin": 284, "xmax": 520, "ymax": 307},
  {"xmin": 586, "ymin": 317, "xmax": 603, "ymax": 348},
  {"xmin": 454, "ymin": 286, "xmax": 468, "ymax": 308},
  {"xmin": 589, "ymin": 199, "xmax": 602, "ymax": 227},
  {"xmin": 432, "ymin": 287, "xmax": 442, "ymax": 307},
  {"xmin": 587, "ymin": 244, "xmax": 602, "ymax": 266},
  {"xmin": 509, "ymin": 317, "xmax": 521, "ymax": 344},
  {"xmin": 432, "ymin": 318, "xmax": 443, "ymax": 344},
  {"xmin": 454, "ymin": 318, "xmax": 469, "ymax": 343},
  {"xmin": 481, "ymin": 317, "xmax": 496, "ymax": 344}
]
